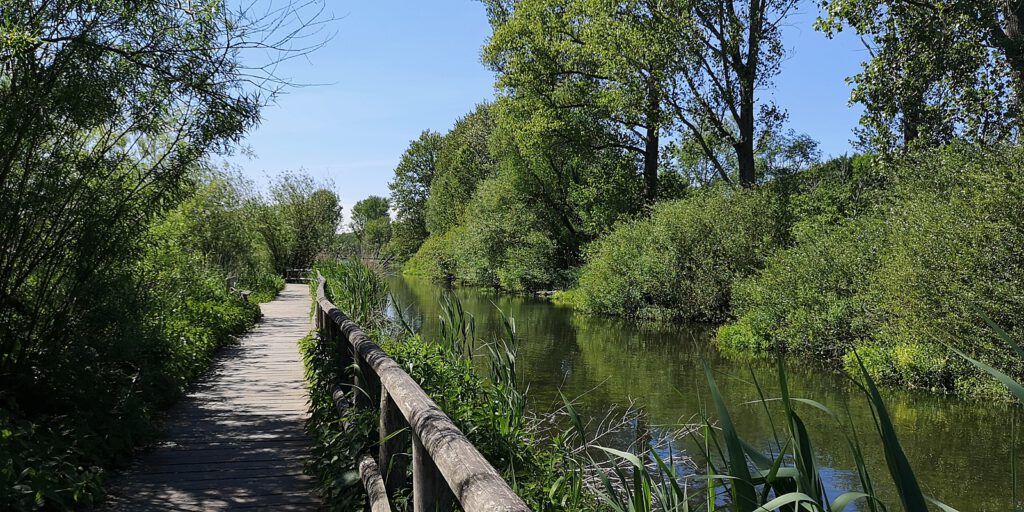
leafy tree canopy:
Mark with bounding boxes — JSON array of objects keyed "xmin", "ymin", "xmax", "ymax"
[{"xmin": 818, "ymin": 0, "xmax": 1024, "ymax": 149}]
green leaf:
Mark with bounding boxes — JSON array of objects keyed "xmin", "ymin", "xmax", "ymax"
[
  {"xmin": 830, "ymin": 491, "xmax": 869, "ymax": 511},
  {"xmin": 946, "ymin": 344, "xmax": 1024, "ymax": 404},
  {"xmin": 754, "ymin": 491, "xmax": 819, "ymax": 511},
  {"xmin": 854, "ymin": 352, "xmax": 929, "ymax": 511},
  {"xmin": 704, "ymin": 362, "xmax": 759, "ymax": 511}
]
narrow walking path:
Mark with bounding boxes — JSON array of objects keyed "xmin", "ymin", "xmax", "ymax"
[{"xmin": 103, "ymin": 283, "xmax": 319, "ymax": 511}]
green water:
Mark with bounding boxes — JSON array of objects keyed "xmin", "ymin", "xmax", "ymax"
[{"xmin": 388, "ymin": 275, "xmax": 1022, "ymax": 510}]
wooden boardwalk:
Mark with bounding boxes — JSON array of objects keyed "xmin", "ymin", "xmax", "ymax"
[{"xmin": 104, "ymin": 283, "xmax": 320, "ymax": 511}]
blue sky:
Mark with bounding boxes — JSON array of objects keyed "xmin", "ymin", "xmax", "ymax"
[{"xmin": 229, "ymin": 0, "xmax": 867, "ymax": 221}]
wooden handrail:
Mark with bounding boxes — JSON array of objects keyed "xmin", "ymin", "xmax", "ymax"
[
  {"xmin": 314, "ymin": 273, "xmax": 530, "ymax": 512},
  {"xmin": 285, "ymin": 268, "xmax": 312, "ymax": 283}
]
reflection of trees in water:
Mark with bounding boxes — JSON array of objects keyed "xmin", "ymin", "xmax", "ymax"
[{"xmin": 388, "ymin": 275, "xmax": 1021, "ymax": 510}]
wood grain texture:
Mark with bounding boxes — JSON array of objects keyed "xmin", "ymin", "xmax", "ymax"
[{"xmin": 103, "ymin": 284, "xmax": 319, "ymax": 511}]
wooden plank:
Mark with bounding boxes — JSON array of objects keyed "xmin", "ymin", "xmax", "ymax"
[{"xmin": 102, "ymin": 283, "xmax": 319, "ymax": 511}]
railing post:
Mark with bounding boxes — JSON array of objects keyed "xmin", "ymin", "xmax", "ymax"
[
  {"xmin": 379, "ymin": 387, "xmax": 410, "ymax": 501},
  {"xmin": 357, "ymin": 355, "xmax": 379, "ymax": 409},
  {"xmin": 413, "ymin": 433, "xmax": 453, "ymax": 512}
]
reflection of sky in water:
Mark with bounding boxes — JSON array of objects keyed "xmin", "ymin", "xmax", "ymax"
[{"xmin": 388, "ymin": 276, "xmax": 1024, "ymax": 511}]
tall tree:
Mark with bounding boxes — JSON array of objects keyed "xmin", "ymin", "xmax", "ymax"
[
  {"xmin": 425, "ymin": 104, "xmax": 497, "ymax": 234},
  {"xmin": 484, "ymin": 0, "xmax": 685, "ymax": 202},
  {"xmin": 260, "ymin": 172, "xmax": 341, "ymax": 272},
  {"xmin": 485, "ymin": 0, "xmax": 799, "ymax": 191},
  {"xmin": 818, "ymin": 0, "xmax": 1023, "ymax": 149},
  {"xmin": 669, "ymin": 0, "xmax": 798, "ymax": 187},
  {"xmin": 388, "ymin": 130, "xmax": 442, "ymax": 258},
  {"xmin": 350, "ymin": 196, "xmax": 391, "ymax": 256},
  {"xmin": 350, "ymin": 196, "xmax": 390, "ymax": 233}
]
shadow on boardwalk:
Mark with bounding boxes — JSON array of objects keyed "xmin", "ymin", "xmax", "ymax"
[{"xmin": 103, "ymin": 284, "xmax": 320, "ymax": 511}]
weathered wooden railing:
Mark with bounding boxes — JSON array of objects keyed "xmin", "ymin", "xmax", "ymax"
[
  {"xmin": 313, "ymin": 273, "xmax": 530, "ymax": 512},
  {"xmin": 285, "ymin": 268, "xmax": 312, "ymax": 283}
]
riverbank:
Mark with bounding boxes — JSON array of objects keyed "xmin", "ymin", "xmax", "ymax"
[
  {"xmin": 399, "ymin": 144, "xmax": 1024, "ymax": 399},
  {"xmin": 389, "ymin": 272, "xmax": 1024, "ymax": 510}
]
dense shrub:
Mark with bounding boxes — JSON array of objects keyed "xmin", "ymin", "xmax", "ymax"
[
  {"xmin": 717, "ymin": 216, "xmax": 887, "ymax": 358},
  {"xmin": 402, "ymin": 226, "xmax": 464, "ymax": 281},
  {"xmin": 576, "ymin": 186, "xmax": 786, "ymax": 321},
  {"xmin": 721, "ymin": 145, "xmax": 1024, "ymax": 395},
  {"xmin": 456, "ymin": 176, "xmax": 559, "ymax": 291}
]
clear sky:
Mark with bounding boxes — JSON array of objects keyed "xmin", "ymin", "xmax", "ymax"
[{"xmin": 229, "ymin": 0, "xmax": 867, "ymax": 222}]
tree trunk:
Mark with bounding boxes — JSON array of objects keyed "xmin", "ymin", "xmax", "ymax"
[
  {"xmin": 735, "ymin": 139, "xmax": 756, "ymax": 188},
  {"xmin": 1000, "ymin": 1, "xmax": 1024, "ymax": 105},
  {"xmin": 736, "ymin": 89, "xmax": 757, "ymax": 188},
  {"xmin": 643, "ymin": 125, "xmax": 659, "ymax": 203}
]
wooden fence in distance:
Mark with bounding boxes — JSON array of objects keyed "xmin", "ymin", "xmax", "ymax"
[{"xmin": 313, "ymin": 273, "xmax": 530, "ymax": 512}]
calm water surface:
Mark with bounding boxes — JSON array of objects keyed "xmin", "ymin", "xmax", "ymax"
[{"xmin": 388, "ymin": 275, "xmax": 1021, "ymax": 511}]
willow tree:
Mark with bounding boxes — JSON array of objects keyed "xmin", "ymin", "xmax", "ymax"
[{"xmin": 819, "ymin": 0, "xmax": 1023, "ymax": 149}]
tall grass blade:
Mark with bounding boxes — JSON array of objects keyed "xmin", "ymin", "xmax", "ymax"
[
  {"xmin": 852, "ymin": 353, "xmax": 929, "ymax": 511},
  {"xmin": 970, "ymin": 305, "xmax": 1024, "ymax": 359},
  {"xmin": 703, "ymin": 362, "xmax": 758, "ymax": 511},
  {"xmin": 946, "ymin": 343, "xmax": 1024, "ymax": 403}
]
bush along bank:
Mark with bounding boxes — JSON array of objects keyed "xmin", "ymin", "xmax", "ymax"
[
  {"xmin": 304, "ymin": 260, "xmax": 599, "ymax": 511},
  {"xmin": 573, "ymin": 144, "xmax": 1024, "ymax": 397},
  {"xmin": 717, "ymin": 145, "xmax": 1024, "ymax": 396}
]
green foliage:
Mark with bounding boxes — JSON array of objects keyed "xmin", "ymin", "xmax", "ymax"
[
  {"xmin": 484, "ymin": 0, "xmax": 800, "ymax": 190},
  {"xmin": 259, "ymin": 172, "xmax": 342, "ymax": 272},
  {"xmin": 350, "ymin": 196, "xmax": 390, "ymax": 233},
  {"xmin": 402, "ymin": 227, "xmax": 465, "ymax": 282},
  {"xmin": 718, "ymin": 216, "xmax": 887, "ymax": 358},
  {"xmin": 818, "ymin": 0, "xmax": 1022, "ymax": 150},
  {"xmin": 301, "ymin": 332, "xmax": 376, "ymax": 511},
  {"xmin": 388, "ymin": 131, "xmax": 443, "ymax": 261},
  {"xmin": 455, "ymin": 175, "xmax": 559, "ymax": 291},
  {"xmin": 350, "ymin": 196, "xmax": 391, "ymax": 257},
  {"xmin": 425, "ymin": 104, "xmax": 498, "ymax": 235},
  {"xmin": 577, "ymin": 186, "xmax": 786, "ymax": 321},
  {"xmin": 722, "ymin": 144, "xmax": 1024, "ymax": 395}
]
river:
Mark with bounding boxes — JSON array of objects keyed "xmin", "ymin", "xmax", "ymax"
[{"xmin": 388, "ymin": 275, "xmax": 1021, "ymax": 510}]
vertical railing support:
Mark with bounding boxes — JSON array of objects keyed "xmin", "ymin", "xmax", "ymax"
[
  {"xmin": 412, "ymin": 433, "xmax": 453, "ymax": 512},
  {"xmin": 357, "ymin": 354, "xmax": 379, "ymax": 408},
  {"xmin": 379, "ymin": 387, "xmax": 410, "ymax": 501}
]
